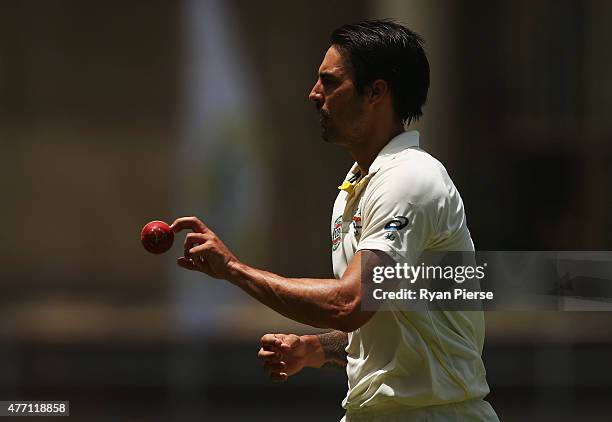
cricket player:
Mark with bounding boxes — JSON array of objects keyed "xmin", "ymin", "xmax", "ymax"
[{"xmin": 172, "ymin": 19, "xmax": 499, "ymax": 421}]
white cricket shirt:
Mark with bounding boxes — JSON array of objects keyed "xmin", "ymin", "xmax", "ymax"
[{"xmin": 330, "ymin": 131, "xmax": 491, "ymax": 416}]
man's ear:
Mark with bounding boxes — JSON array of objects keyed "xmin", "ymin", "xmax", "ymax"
[{"xmin": 367, "ymin": 79, "xmax": 389, "ymax": 105}]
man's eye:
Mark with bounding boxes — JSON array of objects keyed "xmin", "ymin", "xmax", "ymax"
[{"xmin": 321, "ymin": 77, "xmax": 337, "ymax": 87}]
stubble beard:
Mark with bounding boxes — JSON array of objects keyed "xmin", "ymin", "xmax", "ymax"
[
  {"xmin": 321, "ymin": 126, "xmax": 332, "ymax": 143},
  {"xmin": 319, "ymin": 110, "xmax": 333, "ymax": 143}
]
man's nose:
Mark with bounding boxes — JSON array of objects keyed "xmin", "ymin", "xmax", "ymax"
[{"xmin": 309, "ymin": 81, "xmax": 323, "ymax": 103}]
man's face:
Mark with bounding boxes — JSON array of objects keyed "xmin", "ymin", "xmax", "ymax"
[{"xmin": 309, "ymin": 46, "xmax": 367, "ymax": 145}]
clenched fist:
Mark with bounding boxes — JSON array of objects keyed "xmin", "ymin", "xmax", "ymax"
[{"xmin": 257, "ymin": 333, "xmax": 324, "ymax": 382}]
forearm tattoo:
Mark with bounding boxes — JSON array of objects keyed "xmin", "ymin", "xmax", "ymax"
[{"xmin": 317, "ymin": 330, "xmax": 348, "ymax": 370}]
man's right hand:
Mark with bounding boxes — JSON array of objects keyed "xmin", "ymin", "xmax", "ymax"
[{"xmin": 258, "ymin": 333, "xmax": 324, "ymax": 382}]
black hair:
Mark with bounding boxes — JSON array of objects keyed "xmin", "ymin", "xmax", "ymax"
[{"xmin": 330, "ymin": 19, "xmax": 430, "ymax": 125}]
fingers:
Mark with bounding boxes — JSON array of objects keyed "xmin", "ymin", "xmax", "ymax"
[
  {"xmin": 264, "ymin": 361, "xmax": 288, "ymax": 382},
  {"xmin": 263, "ymin": 361, "xmax": 286, "ymax": 375},
  {"xmin": 279, "ymin": 334, "xmax": 300, "ymax": 349},
  {"xmin": 170, "ymin": 216, "xmax": 210, "ymax": 234},
  {"xmin": 260, "ymin": 334, "xmax": 290, "ymax": 352},
  {"xmin": 170, "ymin": 219, "xmax": 210, "ymax": 272},
  {"xmin": 186, "ymin": 241, "xmax": 212, "ymax": 258},
  {"xmin": 177, "ymin": 255, "xmax": 213, "ymax": 275},
  {"xmin": 177, "ymin": 257, "xmax": 198, "ymax": 271},
  {"xmin": 270, "ymin": 372, "xmax": 288, "ymax": 382},
  {"xmin": 181, "ymin": 233, "xmax": 214, "ymax": 274},
  {"xmin": 259, "ymin": 334, "xmax": 295, "ymax": 382},
  {"xmin": 184, "ymin": 232, "xmax": 211, "ymax": 255},
  {"xmin": 258, "ymin": 348, "xmax": 281, "ymax": 362},
  {"xmin": 260, "ymin": 333, "xmax": 282, "ymax": 347}
]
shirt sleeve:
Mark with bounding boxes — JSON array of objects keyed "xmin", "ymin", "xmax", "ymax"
[{"xmin": 356, "ymin": 165, "xmax": 436, "ymax": 265}]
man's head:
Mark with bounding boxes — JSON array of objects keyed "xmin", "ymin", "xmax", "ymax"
[{"xmin": 309, "ymin": 19, "xmax": 429, "ymax": 145}]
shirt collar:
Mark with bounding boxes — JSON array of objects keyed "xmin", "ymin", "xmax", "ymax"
[
  {"xmin": 339, "ymin": 131, "xmax": 420, "ymax": 195},
  {"xmin": 349, "ymin": 130, "xmax": 420, "ymax": 176}
]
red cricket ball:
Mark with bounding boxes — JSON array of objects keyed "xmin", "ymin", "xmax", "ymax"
[{"xmin": 141, "ymin": 220, "xmax": 174, "ymax": 254}]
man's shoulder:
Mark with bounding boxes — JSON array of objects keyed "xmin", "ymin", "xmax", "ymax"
[
  {"xmin": 367, "ymin": 148, "xmax": 451, "ymax": 205},
  {"xmin": 390, "ymin": 146, "xmax": 448, "ymax": 176}
]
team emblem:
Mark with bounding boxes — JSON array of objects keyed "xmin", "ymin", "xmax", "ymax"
[{"xmin": 331, "ymin": 216, "xmax": 342, "ymax": 251}]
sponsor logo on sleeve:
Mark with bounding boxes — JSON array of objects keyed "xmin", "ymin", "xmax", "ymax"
[
  {"xmin": 382, "ymin": 215, "xmax": 409, "ymax": 242},
  {"xmin": 383, "ymin": 216, "xmax": 409, "ymax": 231},
  {"xmin": 384, "ymin": 232, "xmax": 397, "ymax": 241}
]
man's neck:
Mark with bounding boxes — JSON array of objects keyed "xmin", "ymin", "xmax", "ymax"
[{"xmin": 350, "ymin": 125, "xmax": 405, "ymax": 175}]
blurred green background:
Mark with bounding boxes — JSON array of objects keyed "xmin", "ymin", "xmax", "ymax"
[{"xmin": 1, "ymin": 0, "xmax": 612, "ymax": 420}]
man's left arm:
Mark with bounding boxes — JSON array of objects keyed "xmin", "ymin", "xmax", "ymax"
[{"xmin": 171, "ymin": 216, "xmax": 388, "ymax": 332}]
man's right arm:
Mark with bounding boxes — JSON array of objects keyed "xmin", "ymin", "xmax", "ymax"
[{"xmin": 258, "ymin": 331, "xmax": 348, "ymax": 381}]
